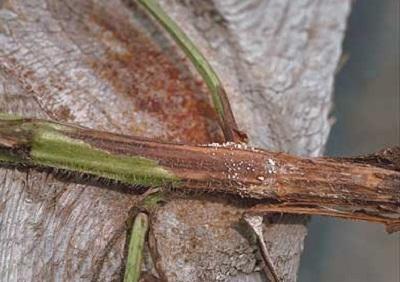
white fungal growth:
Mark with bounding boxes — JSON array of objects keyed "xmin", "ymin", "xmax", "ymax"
[
  {"xmin": 202, "ymin": 142, "xmax": 261, "ymax": 152},
  {"xmin": 265, "ymin": 158, "xmax": 278, "ymax": 174},
  {"xmin": 203, "ymin": 142, "xmax": 236, "ymax": 148}
]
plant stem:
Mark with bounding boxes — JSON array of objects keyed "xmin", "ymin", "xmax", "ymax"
[
  {"xmin": 124, "ymin": 212, "xmax": 149, "ymax": 282},
  {"xmin": 138, "ymin": 0, "xmax": 245, "ymax": 143},
  {"xmin": 1, "ymin": 116, "xmax": 399, "ymax": 232}
]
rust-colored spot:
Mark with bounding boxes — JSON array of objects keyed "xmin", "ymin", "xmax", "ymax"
[{"xmin": 86, "ymin": 7, "xmax": 223, "ymax": 145}]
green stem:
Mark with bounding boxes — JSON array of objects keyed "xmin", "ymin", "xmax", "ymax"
[
  {"xmin": 124, "ymin": 212, "xmax": 149, "ymax": 282},
  {"xmin": 138, "ymin": 0, "xmax": 244, "ymax": 142}
]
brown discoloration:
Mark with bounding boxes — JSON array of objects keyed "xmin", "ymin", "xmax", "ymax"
[
  {"xmin": 86, "ymin": 7, "xmax": 223, "ymax": 144},
  {"xmin": 217, "ymin": 86, "xmax": 248, "ymax": 143}
]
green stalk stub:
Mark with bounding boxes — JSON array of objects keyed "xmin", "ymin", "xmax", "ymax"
[{"xmin": 124, "ymin": 212, "xmax": 149, "ymax": 282}]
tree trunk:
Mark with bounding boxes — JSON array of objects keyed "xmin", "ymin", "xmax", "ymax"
[{"xmin": 0, "ymin": 0, "xmax": 351, "ymax": 281}]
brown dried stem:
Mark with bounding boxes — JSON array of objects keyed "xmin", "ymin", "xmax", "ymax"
[{"xmin": 0, "ymin": 116, "xmax": 399, "ymax": 232}]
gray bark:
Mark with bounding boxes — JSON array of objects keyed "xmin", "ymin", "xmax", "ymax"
[{"xmin": 0, "ymin": 0, "xmax": 351, "ymax": 281}]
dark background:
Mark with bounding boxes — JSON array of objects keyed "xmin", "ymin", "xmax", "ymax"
[{"xmin": 299, "ymin": 0, "xmax": 399, "ymax": 281}]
